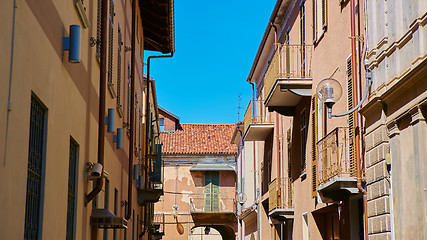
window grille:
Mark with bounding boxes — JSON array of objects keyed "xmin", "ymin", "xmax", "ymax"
[
  {"xmin": 25, "ymin": 96, "xmax": 47, "ymax": 240},
  {"xmin": 103, "ymin": 179, "xmax": 109, "ymax": 240},
  {"xmin": 107, "ymin": 0, "xmax": 115, "ymax": 87},
  {"xmin": 66, "ymin": 138, "xmax": 78, "ymax": 240},
  {"xmin": 117, "ymin": 25, "xmax": 122, "ymax": 109},
  {"xmin": 96, "ymin": 0, "xmax": 102, "ymax": 62},
  {"xmin": 113, "ymin": 189, "xmax": 118, "ymax": 240}
]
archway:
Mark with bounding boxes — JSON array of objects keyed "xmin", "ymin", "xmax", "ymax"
[{"xmin": 190, "ymin": 225, "xmax": 236, "ymax": 240}]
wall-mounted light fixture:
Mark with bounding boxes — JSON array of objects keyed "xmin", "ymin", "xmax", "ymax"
[
  {"xmin": 316, "ymin": 72, "xmax": 372, "ymax": 118},
  {"xmin": 105, "ymin": 108, "xmax": 115, "ymax": 133},
  {"xmin": 316, "ymin": 78, "xmax": 342, "ymax": 118},
  {"xmin": 63, "ymin": 25, "xmax": 81, "ymax": 63},
  {"xmin": 114, "ymin": 128, "xmax": 123, "ymax": 149}
]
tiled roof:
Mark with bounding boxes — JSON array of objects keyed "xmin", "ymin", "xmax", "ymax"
[{"xmin": 160, "ymin": 123, "xmax": 238, "ymax": 155}]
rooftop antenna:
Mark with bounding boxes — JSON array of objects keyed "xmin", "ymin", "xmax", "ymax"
[{"xmin": 237, "ymin": 93, "xmax": 243, "ymax": 122}]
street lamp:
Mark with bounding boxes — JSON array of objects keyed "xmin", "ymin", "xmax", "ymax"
[
  {"xmin": 316, "ymin": 78, "xmax": 342, "ymax": 118},
  {"xmin": 315, "ymin": 72, "xmax": 373, "ymax": 118}
]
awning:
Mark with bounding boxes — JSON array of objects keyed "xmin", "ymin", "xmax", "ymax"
[{"xmin": 190, "ymin": 163, "xmax": 235, "ymax": 172}]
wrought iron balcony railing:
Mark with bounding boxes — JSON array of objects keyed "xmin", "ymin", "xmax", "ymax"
[
  {"xmin": 263, "ymin": 44, "xmax": 313, "ymax": 107},
  {"xmin": 268, "ymin": 177, "xmax": 293, "ymax": 212},
  {"xmin": 189, "ymin": 190, "xmax": 236, "ymax": 213},
  {"xmin": 317, "ymin": 127, "xmax": 356, "ymax": 186},
  {"xmin": 243, "ymin": 100, "xmax": 273, "ymax": 141}
]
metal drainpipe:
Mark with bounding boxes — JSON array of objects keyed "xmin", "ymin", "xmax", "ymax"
[
  {"xmin": 144, "ymin": 52, "xmax": 173, "ymax": 230},
  {"xmin": 86, "ymin": 0, "xmax": 108, "ymax": 206},
  {"xmin": 248, "ymin": 81, "xmax": 260, "ymax": 240},
  {"xmin": 126, "ymin": 0, "xmax": 137, "ymax": 220},
  {"xmin": 271, "ymin": 22, "xmax": 281, "ymax": 207},
  {"xmin": 350, "ymin": 0, "xmax": 368, "ymax": 238}
]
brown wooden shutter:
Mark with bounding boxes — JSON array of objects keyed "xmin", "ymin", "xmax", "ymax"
[
  {"xmin": 117, "ymin": 25, "xmax": 122, "ymax": 111},
  {"xmin": 347, "ymin": 56, "xmax": 356, "ymax": 177},
  {"xmin": 107, "ymin": 0, "xmax": 115, "ymax": 87},
  {"xmin": 311, "ymin": 96, "xmax": 318, "ymax": 197},
  {"xmin": 96, "ymin": 0, "xmax": 102, "ymax": 62}
]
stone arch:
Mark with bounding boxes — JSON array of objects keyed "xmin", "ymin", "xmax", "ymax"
[{"xmin": 190, "ymin": 224, "xmax": 236, "ymax": 240}]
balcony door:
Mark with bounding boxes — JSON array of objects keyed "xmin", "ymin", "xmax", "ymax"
[{"xmin": 204, "ymin": 171, "xmax": 219, "ymax": 212}]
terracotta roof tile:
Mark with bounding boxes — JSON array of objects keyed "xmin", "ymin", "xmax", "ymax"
[{"xmin": 160, "ymin": 123, "xmax": 237, "ymax": 155}]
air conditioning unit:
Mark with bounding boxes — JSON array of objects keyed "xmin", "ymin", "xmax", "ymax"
[{"xmin": 74, "ymin": 0, "xmax": 90, "ymax": 28}]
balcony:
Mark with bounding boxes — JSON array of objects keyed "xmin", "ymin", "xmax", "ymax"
[
  {"xmin": 263, "ymin": 44, "xmax": 313, "ymax": 112},
  {"xmin": 149, "ymin": 213, "xmax": 165, "ymax": 240},
  {"xmin": 316, "ymin": 127, "xmax": 358, "ymax": 201},
  {"xmin": 243, "ymin": 100, "xmax": 274, "ymax": 141},
  {"xmin": 137, "ymin": 144, "xmax": 164, "ymax": 205},
  {"xmin": 189, "ymin": 190, "xmax": 237, "ymax": 224},
  {"xmin": 268, "ymin": 177, "xmax": 294, "ymax": 223}
]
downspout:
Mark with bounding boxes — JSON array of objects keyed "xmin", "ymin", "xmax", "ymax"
[
  {"xmin": 86, "ymin": 0, "xmax": 108, "ymax": 206},
  {"xmin": 248, "ymin": 80, "xmax": 260, "ymax": 240},
  {"xmin": 350, "ymin": 0, "xmax": 368, "ymax": 238},
  {"xmin": 271, "ymin": 22, "xmax": 281, "ymax": 207},
  {"xmin": 4, "ymin": 0, "xmax": 17, "ymax": 167},
  {"xmin": 144, "ymin": 53, "xmax": 173, "ymax": 229},
  {"xmin": 126, "ymin": 0, "xmax": 137, "ymax": 220}
]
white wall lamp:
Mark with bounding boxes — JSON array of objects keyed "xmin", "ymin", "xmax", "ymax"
[{"xmin": 316, "ymin": 72, "xmax": 372, "ymax": 118}]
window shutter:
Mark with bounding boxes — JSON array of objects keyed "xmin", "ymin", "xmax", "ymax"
[
  {"xmin": 117, "ymin": 26, "xmax": 122, "ymax": 110},
  {"xmin": 322, "ymin": 0, "xmax": 327, "ymax": 28},
  {"xmin": 96, "ymin": 0, "xmax": 102, "ymax": 62},
  {"xmin": 287, "ymin": 128, "xmax": 292, "ymax": 179},
  {"xmin": 127, "ymin": 64, "xmax": 131, "ymax": 132},
  {"xmin": 204, "ymin": 173, "xmax": 212, "ymax": 211},
  {"xmin": 347, "ymin": 56, "xmax": 357, "ymax": 176},
  {"xmin": 311, "ymin": 96, "xmax": 318, "ymax": 197},
  {"xmin": 107, "ymin": 0, "xmax": 115, "ymax": 87},
  {"xmin": 312, "ymin": 0, "xmax": 316, "ymax": 42}
]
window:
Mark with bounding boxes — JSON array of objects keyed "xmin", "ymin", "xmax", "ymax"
[
  {"xmin": 311, "ymin": 97, "xmax": 318, "ymax": 197},
  {"xmin": 132, "ymin": 210, "xmax": 135, "ymax": 240},
  {"xmin": 302, "ymin": 212, "xmax": 309, "ymax": 240},
  {"xmin": 66, "ymin": 138, "xmax": 79, "ymax": 240},
  {"xmin": 25, "ymin": 96, "xmax": 47, "ymax": 240},
  {"xmin": 300, "ymin": 110, "xmax": 307, "ymax": 173},
  {"xmin": 313, "ymin": 0, "xmax": 328, "ymax": 43},
  {"xmin": 113, "ymin": 189, "xmax": 118, "ymax": 240},
  {"xmin": 204, "ymin": 172, "xmax": 219, "ymax": 212},
  {"xmin": 159, "ymin": 118, "xmax": 165, "ymax": 131},
  {"xmin": 103, "ymin": 179, "xmax": 109, "ymax": 240}
]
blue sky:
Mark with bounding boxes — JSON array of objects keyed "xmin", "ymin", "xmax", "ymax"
[{"xmin": 146, "ymin": 1, "xmax": 276, "ymax": 124}]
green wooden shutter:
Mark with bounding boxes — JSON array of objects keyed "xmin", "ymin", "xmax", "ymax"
[
  {"xmin": 204, "ymin": 172, "xmax": 212, "ymax": 211},
  {"xmin": 211, "ymin": 172, "xmax": 220, "ymax": 211}
]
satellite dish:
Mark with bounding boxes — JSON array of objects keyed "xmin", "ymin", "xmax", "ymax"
[{"xmin": 237, "ymin": 192, "xmax": 247, "ymax": 205}]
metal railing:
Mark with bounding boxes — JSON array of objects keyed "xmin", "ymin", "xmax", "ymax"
[
  {"xmin": 189, "ymin": 190, "xmax": 236, "ymax": 213},
  {"xmin": 316, "ymin": 127, "xmax": 353, "ymax": 185},
  {"xmin": 269, "ymin": 177, "xmax": 293, "ymax": 212},
  {"xmin": 263, "ymin": 44, "xmax": 313, "ymax": 100},
  {"xmin": 152, "ymin": 213, "xmax": 165, "ymax": 234},
  {"xmin": 243, "ymin": 100, "xmax": 272, "ymax": 134}
]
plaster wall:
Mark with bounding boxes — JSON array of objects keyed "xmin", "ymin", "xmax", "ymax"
[{"xmin": 0, "ymin": 0, "xmax": 148, "ymax": 239}]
